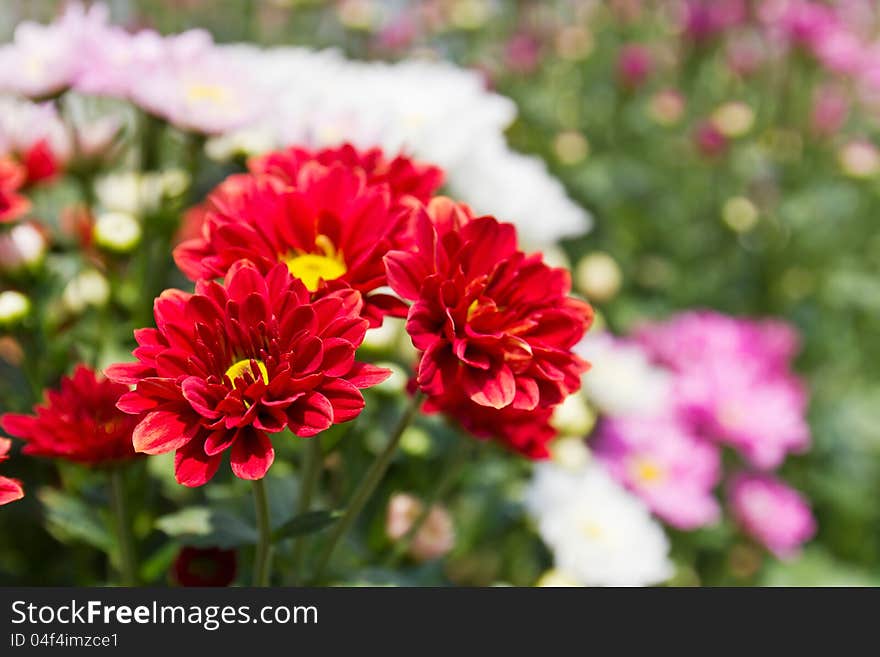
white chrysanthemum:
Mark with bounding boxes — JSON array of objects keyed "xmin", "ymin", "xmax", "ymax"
[
  {"xmin": 575, "ymin": 332, "xmax": 672, "ymax": 417},
  {"xmin": 208, "ymin": 46, "xmax": 591, "ymax": 245},
  {"xmin": 525, "ymin": 462, "xmax": 673, "ymax": 587}
]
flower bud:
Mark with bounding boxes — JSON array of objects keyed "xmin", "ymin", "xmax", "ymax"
[
  {"xmin": 0, "ymin": 291, "xmax": 30, "ymax": 327},
  {"xmin": 838, "ymin": 140, "xmax": 880, "ymax": 178},
  {"xmin": 711, "ymin": 101, "xmax": 754, "ymax": 138},
  {"xmin": 62, "ymin": 270, "xmax": 110, "ymax": 314},
  {"xmin": 575, "ymin": 251, "xmax": 622, "ymax": 303},
  {"xmin": 551, "ymin": 393, "xmax": 596, "ymax": 437},
  {"xmin": 386, "ymin": 493, "xmax": 456, "ymax": 562},
  {"xmin": 722, "ymin": 196, "xmax": 759, "ymax": 233},
  {"xmin": 0, "ymin": 222, "xmax": 47, "ymax": 272},
  {"xmin": 93, "ymin": 211, "xmax": 142, "ymax": 254},
  {"xmin": 648, "ymin": 89, "xmax": 686, "ymax": 126}
]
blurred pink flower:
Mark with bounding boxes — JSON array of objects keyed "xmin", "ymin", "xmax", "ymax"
[
  {"xmin": 811, "ymin": 85, "xmax": 850, "ymax": 136},
  {"xmin": 128, "ymin": 45, "xmax": 268, "ymax": 135},
  {"xmin": 74, "ymin": 27, "xmax": 169, "ymax": 98},
  {"xmin": 637, "ymin": 312, "xmax": 810, "ymax": 469},
  {"xmin": 0, "ymin": 3, "xmax": 110, "ymax": 98},
  {"xmin": 504, "ymin": 34, "xmax": 542, "ymax": 75},
  {"xmin": 726, "ymin": 32, "xmax": 767, "ymax": 77},
  {"xmin": 681, "ymin": 0, "xmax": 747, "ymax": 42},
  {"xmin": 386, "ymin": 493, "xmax": 455, "ymax": 562},
  {"xmin": 593, "ymin": 414, "xmax": 721, "ymax": 530},
  {"xmin": 694, "ymin": 121, "xmax": 727, "ymax": 157},
  {"xmin": 617, "ymin": 43, "xmax": 653, "ymax": 89},
  {"xmin": 729, "ymin": 473, "xmax": 816, "ymax": 559}
]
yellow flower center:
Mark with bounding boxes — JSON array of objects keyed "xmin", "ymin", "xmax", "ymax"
[
  {"xmin": 224, "ymin": 359, "xmax": 269, "ymax": 385},
  {"xmin": 282, "ymin": 234, "xmax": 346, "ymax": 292},
  {"xmin": 185, "ymin": 82, "xmax": 231, "ymax": 106},
  {"xmin": 630, "ymin": 457, "xmax": 665, "ymax": 484},
  {"xmin": 580, "ymin": 521, "xmax": 604, "ymax": 539}
]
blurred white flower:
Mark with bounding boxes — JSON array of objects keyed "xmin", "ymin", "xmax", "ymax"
[
  {"xmin": 525, "ymin": 461, "xmax": 673, "ymax": 587},
  {"xmin": 0, "ymin": 291, "xmax": 30, "ymax": 327},
  {"xmin": 94, "ymin": 211, "xmax": 142, "ymax": 254},
  {"xmin": 62, "ymin": 270, "xmax": 110, "ymax": 314},
  {"xmin": 0, "ymin": 222, "xmax": 47, "ymax": 272},
  {"xmin": 576, "ymin": 333, "xmax": 672, "ymax": 417},
  {"xmin": 551, "ymin": 393, "xmax": 596, "ymax": 437}
]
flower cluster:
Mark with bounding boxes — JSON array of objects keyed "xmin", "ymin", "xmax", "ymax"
[
  {"xmin": 174, "ymin": 145, "xmax": 442, "ymax": 327},
  {"xmin": 578, "ymin": 312, "xmax": 816, "ymax": 558},
  {"xmin": 0, "ymin": 3, "xmax": 590, "ymax": 245},
  {"xmin": 386, "ymin": 197, "xmax": 593, "ymax": 458}
]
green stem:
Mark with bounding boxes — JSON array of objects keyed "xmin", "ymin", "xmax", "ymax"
[
  {"xmin": 384, "ymin": 440, "xmax": 470, "ymax": 567},
  {"xmin": 287, "ymin": 436, "xmax": 323, "ymax": 584},
  {"xmin": 110, "ymin": 468, "xmax": 137, "ymax": 586},
  {"xmin": 252, "ymin": 478, "xmax": 273, "ymax": 587},
  {"xmin": 311, "ymin": 393, "xmax": 423, "ymax": 583}
]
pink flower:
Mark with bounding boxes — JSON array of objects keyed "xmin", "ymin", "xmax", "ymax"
[
  {"xmin": 694, "ymin": 121, "xmax": 727, "ymax": 157},
  {"xmin": 616, "ymin": 44, "xmax": 653, "ymax": 89},
  {"xmin": 637, "ymin": 312, "xmax": 810, "ymax": 469},
  {"xmin": 128, "ymin": 40, "xmax": 267, "ymax": 134},
  {"xmin": 504, "ymin": 34, "xmax": 542, "ymax": 75},
  {"xmin": 681, "ymin": 0, "xmax": 747, "ymax": 42},
  {"xmin": 593, "ymin": 414, "xmax": 721, "ymax": 529},
  {"xmin": 811, "ymin": 84, "xmax": 850, "ymax": 136},
  {"xmin": 0, "ymin": 3, "xmax": 110, "ymax": 98},
  {"xmin": 729, "ymin": 473, "xmax": 816, "ymax": 559}
]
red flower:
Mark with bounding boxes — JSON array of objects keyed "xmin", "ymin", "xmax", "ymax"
[
  {"xmin": 0, "ymin": 158, "xmax": 30, "ymax": 224},
  {"xmin": 174, "ymin": 147, "xmax": 432, "ymax": 326},
  {"xmin": 385, "ymin": 198, "xmax": 593, "ymax": 456},
  {"xmin": 172, "ymin": 546, "xmax": 237, "ymax": 587},
  {"xmin": 1, "ymin": 365, "xmax": 139, "ymax": 466},
  {"xmin": 249, "ymin": 143, "xmax": 443, "ymax": 206},
  {"xmin": 0, "ymin": 438, "xmax": 24, "ymax": 506},
  {"xmin": 107, "ymin": 261, "xmax": 390, "ymax": 486},
  {"xmin": 21, "ymin": 139, "xmax": 60, "ymax": 185},
  {"xmin": 424, "ymin": 392, "xmax": 556, "ymax": 459}
]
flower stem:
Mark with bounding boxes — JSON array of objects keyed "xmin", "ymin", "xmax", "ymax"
[
  {"xmin": 287, "ymin": 436, "xmax": 323, "ymax": 584},
  {"xmin": 311, "ymin": 393, "xmax": 423, "ymax": 583},
  {"xmin": 252, "ymin": 478, "xmax": 273, "ymax": 586},
  {"xmin": 385, "ymin": 440, "xmax": 471, "ymax": 567},
  {"xmin": 109, "ymin": 468, "xmax": 137, "ymax": 586}
]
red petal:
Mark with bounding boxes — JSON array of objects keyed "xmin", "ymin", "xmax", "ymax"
[
  {"xmin": 464, "ymin": 364, "xmax": 516, "ymax": 409},
  {"xmin": 133, "ymin": 410, "xmax": 199, "ymax": 454},
  {"xmin": 346, "ymin": 362, "xmax": 392, "ymax": 389},
  {"xmin": 230, "ymin": 428, "xmax": 275, "ymax": 480},
  {"xmin": 174, "ymin": 437, "xmax": 222, "ymax": 487},
  {"xmin": 321, "ymin": 379, "xmax": 365, "ymax": 423},
  {"xmin": 287, "ymin": 391, "xmax": 333, "ymax": 437},
  {"xmin": 0, "ymin": 476, "xmax": 24, "ymax": 505}
]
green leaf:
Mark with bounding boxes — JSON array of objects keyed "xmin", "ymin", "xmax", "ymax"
[
  {"xmin": 272, "ymin": 510, "xmax": 342, "ymax": 541},
  {"xmin": 156, "ymin": 506, "xmax": 257, "ymax": 548},
  {"xmin": 38, "ymin": 487, "xmax": 114, "ymax": 553}
]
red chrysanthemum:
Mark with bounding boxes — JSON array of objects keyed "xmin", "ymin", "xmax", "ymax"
[
  {"xmin": 172, "ymin": 546, "xmax": 237, "ymax": 587},
  {"xmin": 1, "ymin": 365, "xmax": 140, "ymax": 466},
  {"xmin": 0, "ymin": 438, "xmax": 24, "ymax": 506},
  {"xmin": 107, "ymin": 261, "xmax": 390, "ymax": 487},
  {"xmin": 174, "ymin": 146, "xmax": 440, "ymax": 327},
  {"xmin": 424, "ymin": 392, "xmax": 556, "ymax": 459},
  {"xmin": 0, "ymin": 158, "xmax": 30, "ymax": 224},
  {"xmin": 249, "ymin": 143, "xmax": 444, "ymax": 206},
  {"xmin": 385, "ymin": 197, "xmax": 593, "ymax": 457},
  {"xmin": 21, "ymin": 139, "xmax": 61, "ymax": 185}
]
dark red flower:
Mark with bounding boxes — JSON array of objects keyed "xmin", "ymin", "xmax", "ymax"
[
  {"xmin": 0, "ymin": 438, "xmax": 24, "ymax": 506},
  {"xmin": 107, "ymin": 261, "xmax": 390, "ymax": 486},
  {"xmin": 172, "ymin": 546, "xmax": 237, "ymax": 587},
  {"xmin": 249, "ymin": 143, "xmax": 443, "ymax": 206},
  {"xmin": 617, "ymin": 43, "xmax": 654, "ymax": 89},
  {"xmin": 21, "ymin": 139, "xmax": 60, "ymax": 185},
  {"xmin": 174, "ymin": 148, "xmax": 431, "ymax": 327},
  {"xmin": 1, "ymin": 365, "xmax": 139, "ymax": 466},
  {"xmin": 385, "ymin": 197, "xmax": 593, "ymax": 457},
  {"xmin": 0, "ymin": 158, "xmax": 30, "ymax": 224}
]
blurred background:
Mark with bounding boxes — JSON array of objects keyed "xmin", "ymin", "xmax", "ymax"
[{"xmin": 1, "ymin": 0, "xmax": 879, "ymax": 586}]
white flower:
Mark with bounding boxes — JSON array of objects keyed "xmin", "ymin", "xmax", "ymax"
[
  {"xmin": 0, "ymin": 291, "xmax": 30, "ymax": 326},
  {"xmin": 94, "ymin": 211, "xmax": 142, "ymax": 254},
  {"xmin": 576, "ymin": 332, "xmax": 671, "ymax": 417},
  {"xmin": 62, "ymin": 270, "xmax": 110, "ymax": 314},
  {"xmin": 212, "ymin": 46, "xmax": 590, "ymax": 245},
  {"xmin": 525, "ymin": 462, "xmax": 673, "ymax": 587}
]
